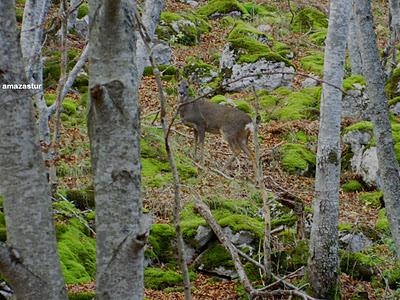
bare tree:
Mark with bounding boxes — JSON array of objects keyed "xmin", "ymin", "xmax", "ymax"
[
  {"xmin": 0, "ymin": 1, "xmax": 67, "ymax": 299},
  {"xmin": 347, "ymin": 0, "xmax": 362, "ymax": 75},
  {"xmin": 88, "ymin": 0, "xmax": 148, "ymax": 298},
  {"xmin": 308, "ymin": 0, "xmax": 351, "ymax": 298},
  {"xmin": 355, "ymin": 0, "xmax": 400, "ymax": 258}
]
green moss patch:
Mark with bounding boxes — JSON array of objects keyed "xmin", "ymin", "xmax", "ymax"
[
  {"xmin": 376, "ymin": 209, "xmax": 389, "ymax": 233},
  {"xmin": 195, "ymin": 244, "xmax": 234, "ymax": 270},
  {"xmin": 385, "ymin": 68, "xmax": 400, "ymax": 99},
  {"xmin": 308, "ymin": 29, "xmax": 327, "ymax": 45},
  {"xmin": 156, "ymin": 12, "xmax": 210, "ymax": 45},
  {"xmin": 272, "ymin": 240, "xmax": 309, "ymax": 272},
  {"xmin": 68, "ymin": 292, "xmax": 95, "ymax": 300},
  {"xmin": 57, "ymin": 218, "xmax": 96, "ymax": 284},
  {"xmin": 279, "ymin": 143, "xmax": 316, "ymax": 176},
  {"xmin": 340, "ymin": 250, "xmax": 381, "ymax": 280},
  {"xmin": 291, "ymin": 7, "xmax": 328, "ymax": 33},
  {"xmin": 275, "ymin": 89, "xmax": 320, "ymax": 121},
  {"xmin": 144, "ymin": 267, "xmax": 183, "ymax": 290},
  {"xmin": 77, "ymin": 3, "xmax": 89, "ymax": 19},
  {"xmin": 147, "ymin": 224, "xmax": 176, "ymax": 263},
  {"xmin": 359, "ymin": 191, "xmax": 383, "ymax": 208},
  {"xmin": 197, "ymin": 0, "xmax": 249, "ymax": 18},
  {"xmin": 300, "ymin": 52, "xmax": 324, "ymax": 75},
  {"xmin": 342, "ymin": 180, "xmax": 364, "ymax": 192},
  {"xmin": 343, "ymin": 75, "xmax": 366, "ymax": 91}
]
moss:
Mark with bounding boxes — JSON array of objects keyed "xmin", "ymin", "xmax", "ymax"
[
  {"xmin": 210, "ymin": 95, "xmax": 227, "ymax": 104},
  {"xmin": 62, "ymin": 99, "xmax": 78, "ymax": 115},
  {"xmin": 259, "ymin": 94, "xmax": 278, "ymax": 109},
  {"xmin": 343, "ymin": 121, "xmax": 373, "ymax": 134},
  {"xmin": 275, "ymin": 90, "xmax": 320, "ymax": 121},
  {"xmin": 180, "ymin": 204, "xmax": 207, "ymax": 242},
  {"xmin": 383, "ymin": 261, "xmax": 400, "ymax": 289},
  {"xmin": 0, "ymin": 227, "xmax": 6, "ymax": 242},
  {"xmin": 338, "ymin": 223, "xmax": 352, "ymax": 231},
  {"xmin": 359, "ymin": 191, "xmax": 383, "ymax": 208},
  {"xmin": 340, "ymin": 250, "xmax": 381, "ymax": 280},
  {"xmin": 196, "ymin": 244, "xmax": 234, "ymax": 269},
  {"xmin": 389, "ymin": 96, "xmax": 400, "ymax": 106},
  {"xmin": 308, "ymin": 29, "xmax": 327, "ymax": 45},
  {"xmin": 385, "ymin": 68, "xmax": 400, "ymax": 99},
  {"xmin": 147, "ymin": 224, "xmax": 176, "ymax": 263},
  {"xmin": 279, "ymin": 143, "xmax": 316, "ymax": 175},
  {"xmin": 68, "ymin": 292, "xmax": 95, "ymax": 300},
  {"xmin": 300, "ymin": 52, "xmax": 324, "ymax": 75},
  {"xmin": 144, "ymin": 267, "xmax": 183, "ymax": 290},
  {"xmin": 343, "ymin": 75, "xmax": 366, "ymax": 91},
  {"xmin": 291, "ymin": 7, "xmax": 328, "ymax": 33},
  {"xmin": 80, "ymin": 92, "xmax": 89, "ymax": 107},
  {"xmin": 16, "ymin": 7, "xmax": 24, "ymax": 22},
  {"xmin": 376, "ymin": 208, "xmax": 390, "ymax": 233},
  {"xmin": 272, "ymin": 240, "xmax": 309, "ymax": 272},
  {"xmin": 58, "ymin": 218, "xmax": 96, "ymax": 284},
  {"xmin": 273, "ymin": 86, "xmax": 292, "ymax": 96},
  {"xmin": 243, "ymin": 3, "xmax": 276, "ymax": 17},
  {"xmin": 197, "ymin": 0, "xmax": 249, "ymax": 18},
  {"xmin": 216, "ymin": 213, "xmax": 264, "ymax": 238},
  {"xmin": 183, "ymin": 58, "xmax": 216, "ymax": 80},
  {"xmin": 65, "ymin": 188, "xmax": 95, "ymax": 210},
  {"xmin": 73, "ymin": 73, "xmax": 88, "ymax": 93},
  {"xmin": 342, "ymin": 180, "xmax": 364, "ymax": 192},
  {"xmin": 157, "ymin": 12, "xmax": 210, "ymax": 45},
  {"xmin": 143, "ymin": 65, "xmax": 178, "ymax": 77},
  {"xmin": 77, "ymin": 3, "xmax": 89, "ymax": 19}
]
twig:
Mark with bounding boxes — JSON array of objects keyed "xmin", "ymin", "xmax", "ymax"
[{"xmin": 134, "ymin": 8, "xmax": 192, "ymax": 300}]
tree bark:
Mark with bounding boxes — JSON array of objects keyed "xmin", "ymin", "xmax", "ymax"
[
  {"xmin": 308, "ymin": 0, "xmax": 351, "ymax": 298},
  {"xmin": 68, "ymin": 0, "xmax": 81, "ymax": 30},
  {"xmin": 136, "ymin": 0, "xmax": 165, "ymax": 80},
  {"xmin": 0, "ymin": 2, "xmax": 67, "ymax": 299},
  {"xmin": 347, "ymin": 1, "xmax": 363, "ymax": 75},
  {"xmin": 88, "ymin": 0, "xmax": 145, "ymax": 298},
  {"xmin": 355, "ymin": 0, "xmax": 400, "ymax": 258}
]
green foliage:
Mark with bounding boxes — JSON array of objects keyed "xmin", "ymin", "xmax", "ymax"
[
  {"xmin": 147, "ymin": 224, "xmax": 176, "ymax": 263},
  {"xmin": 143, "ymin": 65, "xmax": 178, "ymax": 77},
  {"xmin": 279, "ymin": 143, "xmax": 316, "ymax": 175},
  {"xmin": 300, "ymin": 52, "xmax": 324, "ymax": 75},
  {"xmin": 183, "ymin": 58, "xmax": 216, "ymax": 80},
  {"xmin": 243, "ymin": 3, "xmax": 276, "ymax": 17},
  {"xmin": 16, "ymin": 7, "xmax": 24, "ymax": 22},
  {"xmin": 308, "ymin": 29, "xmax": 327, "ymax": 45},
  {"xmin": 358, "ymin": 191, "xmax": 383, "ymax": 208},
  {"xmin": 77, "ymin": 3, "xmax": 89, "ymax": 19},
  {"xmin": 58, "ymin": 218, "xmax": 96, "ymax": 284},
  {"xmin": 195, "ymin": 244, "xmax": 233, "ymax": 269},
  {"xmin": 343, "ymin": 75, "xmax": 366, "ymax": 91},
  {"xmin": 383, "ymin": 261, "xmax": 400, "ymax": 289},
  {"xmin": 340, "ymin": 250, "xmax": 382, "ymax": 280},
  {"xmin": 275, "ymin": 90, "xmax": 320, "ymax": 121},
  {"xmin": 64, "ymin": 188, "xmax": 95, "ymax": 210},
  {"xmin": 68, "ymin": 292, "xmax": 95, "ymax": 300},
  {"xmin": 342, "ymin": 180, "xmax": 364, "ymax": 192},
  {"xmin": 197, "ymin": 0, "xmax": 249, "ymax": 18},
  {"xmin": 210, "ymin": 95, "xmax": 227, "ymax": 104},
  {"xmin": 385, "ymin": 68, "xmax": 400, "ymax": 99},
  {"xmin": 376, "ymin": 209, "xmax": 390, "ymax": 233},
  {"xmin": 73, "ymin": 73, "xmax": 89, "ymax": 93},
  {"xmin": 272, "ymin": 240, "xmax": 309, "ymax": 272},
  {"xmin": 62, "ymin": 99, "xmax": 78, "ymax": 115},
  {"xmin": 343, "ymin": 121, "xmax": 373, "ymax": 134},
  {"xmin": 144, "ymin": 267, "xmax": 194, "ymax": 290},
  {"xmin": 156, "ymin": 12, "xmax": 210, "ymax": 45},
  {"xmin": 291, "ymin": 7, "xmax": 328, "ymax": 33}
]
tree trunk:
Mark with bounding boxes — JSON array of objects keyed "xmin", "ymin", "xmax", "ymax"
[
  {"xmin": 68, "ymin": 0, "xmax": 81, "ymax": 30},
  {"xmin": 0, "ymin": 2, "xmax": 67, "ymax": 299},
  {"xmin": 347, "ymin": 0, "xmax": 363, "ymax": 75},
  {"xmin": 88, "ymin": 0, "xmax": 145, "ymax": 298},
  {"xmin": 308, "ymin": 0, "xmax": 351, "ymax": 298},
  {"xmin": 355, "ymin": 0, "xmax": 400, "ymax": 258}
]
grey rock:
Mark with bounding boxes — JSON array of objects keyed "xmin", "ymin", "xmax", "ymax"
[
  {"xmin": 184, "ymin": 242, "xmax": 197, "ymax": 264},
  {"xmin": 144, "ymin": 40, "xmax": 172, "ymax": 67},
  {"xmin": 342, "ymin": 88, "xmax": 371, "ymax": 120},
  {"xmin": 194, "ymin": 225, "xmax": 213, "ymax": 248},
  {"xmin": 340, "ymin": 233, "xmax": 373, "ymax": 253},
  {"xmin": 220, "ymin": 44, "xmax": 295, "ymax": 92},
  {"xmin": 257, "ymin": 24, "xmax": 272, "ymax": 33},
  {"xmin": 75, "ymin": 15, "xmax": 89, "ymax": 38},
  {"xmin": 301, "ymin": 77, "xmax": 319, "ymax": 88},
  {"xmin": 390, "ymin": 101, "xmax": 400, "ymax": 116}
]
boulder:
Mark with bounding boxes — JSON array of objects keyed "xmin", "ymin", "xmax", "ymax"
[{"xmin": 340, "ymin": 232, "xmax": 373, "ymax": 253}]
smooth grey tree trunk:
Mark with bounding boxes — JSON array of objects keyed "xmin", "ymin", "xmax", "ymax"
[
  {"xmin": 0, "ymin": 2, "xmax": 67, "ymax": 299},
  {"xmin": 355, "ymin": 0, "xmax": 400, "ymax": 258},
  {"xmin": 308, "ymin": 0, "xmax": 351, "ymax": 298},
  {"xmin": 347, "ymin": 1, "xmax": 363, "ymax": 75},
  {"xmin": 136, "ymin": 0, "xmax": 165, "ymax": 79},
  {"xmin": 88, "ymin": 1, "xmax": 145, "ymax": 298}
]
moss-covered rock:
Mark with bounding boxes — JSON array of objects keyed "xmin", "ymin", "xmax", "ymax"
[
  {"xmin": 358, "ymin": 191, "xmax": 383, "ymax": 208},
  {"xmin": 300, "ymin": 52, "xmax": 324, "ymax": 75},
  {"xmin": 64, "ymin": 188, "xmax": 95, "ymax": 210},
  {"xmin": 272, "ymin": 240, "xmax": 309, "ymax": 273},
  {"xmin": 343, "ymin": 75, "xmax": 366, "ymax": 91},
  {"xmin": 143, "ymin": 65, "xmax": 178, "ymax": 77},
  {"xmin": 383, "ymin": 261, "xmax": 400, "ymax": 289},
  {"xmin": 72, "ymin": 73, "xmax": 88, "ymax": 93},
  {"xmin": 197, "ymin": 0, "xmax": 249, "ymax": 18},
  {"xmin": 342, "ymin": 180, "xmax": 364, "ymax": 192},
  {"xmin": 68, "ymin": 292, "xmax": 95, "ymax": 300},
  {"xmin": 275, "ymin": 89, "xmax": 320, "ymax": 120},
  {"xmin": 183, "ymin": 58, "xmax": 217, "ymax": 83},
  {"xmin": 376, "ymin": 208, "xmax": 390, "ymax": 233},
  {"xmin": 144, "ymin": 267, "xmax": 183, "ymax": 290},
  {"xmin": 291, "ymin": 7, "xmax": 328, "ymax": 33},
  {"xmin": 77, "ymin": 3, "xmax": 89, "ymax": 19},
  {"xmin": 57, "ymin": 218, "xmax": 96, "ymax": 284},
  {"xmin": 156, "ymin": 12, "xmax": 210, "ymax": 45},
  {"xmin": 308, "ymin": 29, "xmax": 327, "ymax": 46},
  {"xmin": 340, "ymin": 250, "xmax": 381, "ymax": 280},
  {"xmin": 147, "ymin": 224, "xmax": 176, "ymax": 263},
  {"xmin": 279, "ymin": 143, "xmax": 316, "ymax": 176},
  {"xmin": 194, "ymin": 243, "xmax": 234, "ymax": 270},
  {"xmin": 385, "ymin": 68, "xmax": 400, "ymax": 99}
]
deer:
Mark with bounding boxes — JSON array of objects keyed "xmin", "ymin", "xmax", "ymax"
[{"xmin": 178, "ymin": 80, "xmax": 256, "ymax": 173}]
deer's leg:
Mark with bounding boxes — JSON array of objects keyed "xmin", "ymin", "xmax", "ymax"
[
  {"xmin": 197, "ymin": 126, "xmax": 206, "ymax": 165},
  {"xmin": 239, "ymin": 141, "xmax": 257, "ymax": 178},
  {"xmin": 223, "ymin": 141, "xmax": 241, "ymax": 170},
  {"xmin": 193, "ymin": 128, "xmax": 198, "ymax": 159}
]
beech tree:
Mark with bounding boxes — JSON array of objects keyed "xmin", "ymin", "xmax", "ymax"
[
  {"xmin": 308, "ymin": 0, "xmax": 351, "ymax": 298},
  {"xmin": 347, "ymin": 0, "xmax": 362, "ymax": 75},
  {"xmin": 355, "ymin": 0, "xmax": 400, "ymax": 258},
  {"xmin": 0, "ymin": 1, "xmax": 67, "ymax": 299},
  {"xmin": 88, "ymin": 0, "xmax": 147, "ymax": 298}
]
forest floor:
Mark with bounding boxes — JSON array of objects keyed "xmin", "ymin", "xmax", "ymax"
[{"xmin": 60, "ymin": 0, "xmax": 398, "ymax": 299}]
